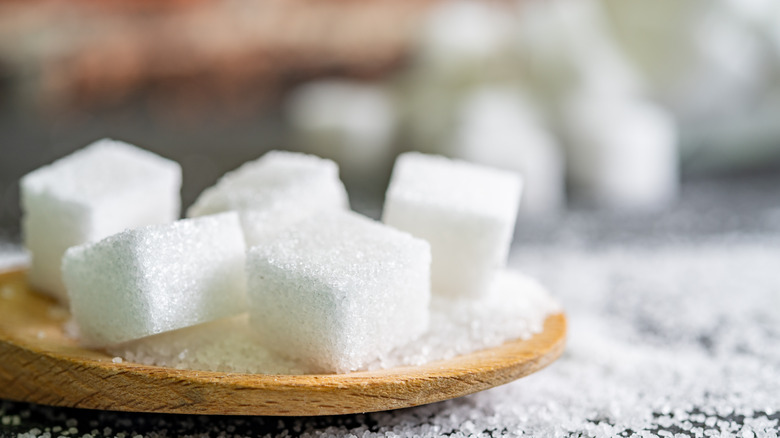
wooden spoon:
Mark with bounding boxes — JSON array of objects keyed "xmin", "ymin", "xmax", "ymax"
[{"xmin": 0, "ymin": 269, "xmax": 566, "ymax": 416}]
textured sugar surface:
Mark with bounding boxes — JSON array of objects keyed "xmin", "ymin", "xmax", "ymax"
[
  {"xmin": 20, "ymin": 139, "xmax": 181, "ymax": 202},
  {"xmin": 383, "ymin": 152, "xmax": 522, "ymax": 298},
  {"xmin": 62, "ymin": 213, "xmax": 247, "ymax": 347},
  {"xmin": 20, "ymin": 138, "xmax": 181, "ymax": 301},
  {"xmin": 246, "ymin": 210, "xmax": 431, "ymax": 373},
  {"xmin": 384, "ymin": 152, "xmax": 522, "ymax": 219},
  {"xmin": 239, "ymin": 207, "xmax": 322, "ymax": 247},
  {"xmin": 105, "ymin": 269, "xmax": 557, "ymax": 374},
  {"xmin": 186, "ymin": 150, "xmax": 349, "ymax": 218}
]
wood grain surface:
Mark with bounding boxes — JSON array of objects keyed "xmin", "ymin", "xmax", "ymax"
[{"xmin": 0, "ymin": 269, "xmax": 566, "ymax": 416}]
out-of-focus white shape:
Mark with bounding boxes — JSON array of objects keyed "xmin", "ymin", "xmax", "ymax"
[
  {"xmin": 680, "ymin": 99, "xmax": 780, "ymax": 175},
  {"xmin": 604, "ymin": 1, "xmax": 767, "ymax": 123},
  {"xmin": 417, "ymin": 0, "xmax": 515, "ymax": 67},
  {"xmin": 515, "ymin": 0, "xmax": 645, "ymax": 105},
  {"xmin": 285, "ymin": 80, "xmax": 397, "ymax": 182},
  {"xmin": 450, "ymin": 87, "xmax": 565, "ymax": 215},
  {"xmin": 563, "ymin": 93, "xmax": 679, "ymax": 210},
  {"xmin": 720, "ymin": 0, "xmax": 776, "ymax": 27},
  {"xmin": 677, "ymin": 10, "xmax": 767, "ymax": 121}
]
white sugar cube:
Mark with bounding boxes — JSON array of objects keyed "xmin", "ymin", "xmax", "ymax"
[
  {"xmin": 238, "ymin": 207, "xmax": 313, "ymax": 247},
  {"xmin": 382, "ymin": 152, "xmax": 521, "ymax": 298},
  {"xmin": 563, "ymin": 94, "xmax": 679, "ymax": 210},
  {"xmin": 247, "ymin": 210, "xmax": 431, "ymax": 373},
  {"xmin": 62, "ymin": 213, "xmax": 247, "ymax": 347},
  {"xmin": 20, "ymin": 139, "xmax": 182, "ymax": 301},
  {"xmin": 285, "ymin": 80, "xmax": 397, "ymax": 182},
  {"xmin": 186, "ymin": 150, "xmax": 349, "ymax": 218},
  {"xmin": 451, "ymin": 87, "xmax": 565, "ymax": 215}
]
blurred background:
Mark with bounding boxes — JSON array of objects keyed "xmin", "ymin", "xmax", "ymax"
[{"xmin": 2, "ymin": 0, "xmax": 780, "ymax": 242}]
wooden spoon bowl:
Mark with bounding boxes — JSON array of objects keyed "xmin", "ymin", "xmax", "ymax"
[{"xmin": 0, "ymin": 269, "xmax": 566, "ymax": 416}]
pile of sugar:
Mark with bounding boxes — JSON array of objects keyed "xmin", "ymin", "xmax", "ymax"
[{"xmin": 105, "ymin": 270, "xmax": 559, "ymax": 374}]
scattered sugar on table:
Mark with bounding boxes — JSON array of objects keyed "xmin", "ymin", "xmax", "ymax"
[
  {"xmin": 62, "ymin": 213, "xmax": 247, "ymax": 347},
  {"xmin": 19, "ymin": 139, "xmax": 181, "ymax": 302}
]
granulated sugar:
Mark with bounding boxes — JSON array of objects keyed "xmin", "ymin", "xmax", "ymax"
[
  {"xmin": 106, "ymin": 315, "xmax": 307, "ymax": 375},
  {"xmin": 105, "ymin": 269, "xmax": 558, "ymax": 374}
]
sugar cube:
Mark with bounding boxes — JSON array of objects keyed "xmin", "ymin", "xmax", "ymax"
[
  {"xmin": 563, "ymin": 94, "xmax": 679, "ymax": 210},
  {"xmin": 239, "ymin": 207, "xmax": 313, "ymax": 247},
  {"xmin": 451, "ymin": 87, "xmax": 565, "ymax": 215},
  {"xmin": 186, "ymin": 150, "xmax": 349, "ymax": 218},
  {"xmin": 382, "ymin": 152, "xmax": 521, "ymax": 298},
  {"xmin": 285, "ymin": 80, "xmax": 397, "ymax": 183},
  {"xmin": 62, "ymin": 212, "xmax": 247, "ymax": 347},
  {"xmin": 20, "ymin": 139, "xmax": 182, "ymax": 302},
  {"xmin": 246, "ymin": 210, "xmax": 431, "ymax": 373}
]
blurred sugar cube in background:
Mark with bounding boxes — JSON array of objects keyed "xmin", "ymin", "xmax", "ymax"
[
  {"xmin": 285, "ymin": 80, "xmax": 397, "ymax": 186},
  {"xmin": 562, "ymin": 94, "xmax": 679, "ymax": 210},
  {"xmin": 1, "ymin": 0, "xmax": 780, "ymax": 241},
  {"xmin": 451, "ymin": 87, "xmax": 565, "ymax": 215}
]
